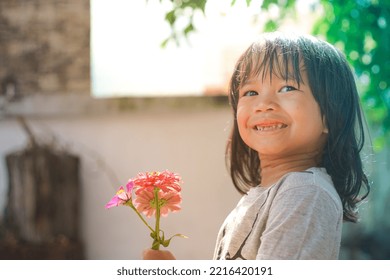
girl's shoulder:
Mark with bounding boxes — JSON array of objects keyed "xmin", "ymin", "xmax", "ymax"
[
  {"xmin": 277, "ymin": 167, "xmax": 332, "ymax": 187},
  {"xmin": 274, "ymin": 167, "xmax": 340, "ymax": 204},
  {"xmin": 280, "ymin": 167, "xmax": 332, "ymax": 186}
]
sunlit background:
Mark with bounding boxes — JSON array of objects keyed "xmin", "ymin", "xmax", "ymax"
[
  {"xmin": 0, "ymin": 0, "xmax": 389, "ymax": 260},
  {"xmin": 91, "ymin": 0, "xmax": 316, "ymax": 97}
]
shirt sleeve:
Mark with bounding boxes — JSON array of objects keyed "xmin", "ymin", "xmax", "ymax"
[{"xmin": 256, "ymin": 184, "xmax": 342, "ymax": 260}]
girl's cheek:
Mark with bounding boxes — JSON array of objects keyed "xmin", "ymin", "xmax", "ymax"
[{"xmin": 236, "ymin": 110, "xmax": 246, "ymax": 128}]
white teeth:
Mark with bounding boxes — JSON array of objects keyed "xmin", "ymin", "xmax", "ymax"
[{"xmin": 255, "ymin": 124, "xmax": 285, "ymax": 131}]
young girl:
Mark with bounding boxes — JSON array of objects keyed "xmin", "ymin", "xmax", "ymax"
[
  {"xmin": 143, "ymin": 32, "xmax": 370, "ymax": 260},
  {"xmin": 213, "ymin": 31, "xmax": 370, "ymax": 260}
]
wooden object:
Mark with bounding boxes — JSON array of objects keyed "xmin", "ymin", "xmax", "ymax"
[{"xmin": 0, "ymin": 143, "xmax": 83, "ymax": 259}]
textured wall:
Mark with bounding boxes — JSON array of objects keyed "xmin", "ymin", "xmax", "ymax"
[{"xmin": 0, "ymin": 0, "xmax": 90, "ymax": 97}]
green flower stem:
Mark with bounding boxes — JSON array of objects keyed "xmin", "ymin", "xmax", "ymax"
[
  {"xmin": 130, "ymin": 205, "xmax": 154, "ymax": 233},
  {"xmin": 152, "ymin": 187, "xmax": 161, "ymax": 250}
]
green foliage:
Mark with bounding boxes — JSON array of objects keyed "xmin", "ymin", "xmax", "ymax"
[
  {"xmin": 157, "ymin": 0, "xmax": 390, "ymax": 149},
  {"xmin": 159, "ymin": 0, "xmax": 207, "ymax": 47},
  {"xmin": 313, "ymin": 0, "xmax": 390, "ymax": 151}
]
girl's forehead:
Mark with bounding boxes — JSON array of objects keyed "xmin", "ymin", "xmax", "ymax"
[{"xmin": 240, "ymin": 53, "xmax": 306, "ymax": 85}]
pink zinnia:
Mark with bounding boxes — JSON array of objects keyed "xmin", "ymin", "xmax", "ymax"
[
  {"xmin": 133, "ymin": 189, "xmax": 182, "ymax": 218},
  {"xmin": 105, "ymin": 180, "xmax": 134, "ymax": 209},
  {"xmin": 105, "ymin": 170, "xmax": 186, "ymax": 250},
  {"xmin": 133, "ymin": 170, "xmax": 182, "ymax": 194}
]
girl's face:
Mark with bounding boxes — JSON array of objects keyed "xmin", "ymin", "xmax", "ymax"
[{"xmin": 236, "ymin": 70, "xmax": 328, "ymax": 160}]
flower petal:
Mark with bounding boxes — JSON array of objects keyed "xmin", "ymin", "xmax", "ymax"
[
  {"xmin": 133, "ymin": 170, "xmax": 182, "ymax": 193},
  {"xmin": 126, "ymin": 180, "xmax": 135, "ymax": 193},
  {"xmin": 105, "ymin": 185, "xmax": 133, "ymax": 209},
  {"xmin": 105, "ymin": 196, "xmax": 121, "ymax": 209}
]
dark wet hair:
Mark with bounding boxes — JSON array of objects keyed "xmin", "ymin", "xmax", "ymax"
[{"xmin": 226, "ymin": 32, "xmax": 370, "ymax": 222}]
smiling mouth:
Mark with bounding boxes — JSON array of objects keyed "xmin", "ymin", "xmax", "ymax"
[{"xmin": 254, "ymin": 123, "xmax": 288, "ymax": 131}]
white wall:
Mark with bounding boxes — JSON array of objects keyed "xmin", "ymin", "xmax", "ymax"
[{"xmin": 0, "ymin": 98, "xmax": 241, "ymax": 259}]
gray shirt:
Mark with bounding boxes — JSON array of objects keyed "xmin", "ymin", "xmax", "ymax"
[{"xmin": 213, "ymin": 167, "xmax": 343, "ymax": 260}]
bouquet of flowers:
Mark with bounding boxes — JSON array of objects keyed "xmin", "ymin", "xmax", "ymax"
[{"xmin": 105, "ymin": 170, "xmax": 186, "ymax": 250}]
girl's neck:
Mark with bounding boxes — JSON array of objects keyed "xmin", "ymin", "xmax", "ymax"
[{"xmin": 259, "ymin": 153, "xmax": 321, "ymax": 187}]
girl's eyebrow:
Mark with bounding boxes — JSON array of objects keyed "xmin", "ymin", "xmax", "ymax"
[
  {"xmin": 282, "ymin": 76, "xmax": 301, "ymax": 83},
  {"xmin": 242, "ymin": 78, "xmax": 257, "ymax": 85},
  {"xmin": 239, "ymin": 79, "xmax": 259, "ymax": 90}
]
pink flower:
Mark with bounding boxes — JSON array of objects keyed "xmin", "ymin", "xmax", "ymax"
[
  {"xmin": 105, "ymin": 170, "xmax": 186, "ymax": 250},
  {"xmin": 133, "ymin": 170, "xmax": 182, "ymax": 194},
  {"xmin": 133, "ymin": 189, "xmax": 182, "ymax": 218},
  {"xmin": 105, "ymin": 180, "xmax": 134, "ymax": 209}
]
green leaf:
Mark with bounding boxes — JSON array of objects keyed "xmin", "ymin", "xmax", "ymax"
[
  {"xmin": 261, "ymin": 0, "xmax": 276, "ymax": 9},
  {"xmin": 165, "ymin": 10, "xmax": 176, "ymax": 26},
  {"xmin": 160, "ymin": 37, "xmax": 170, "ymax": 48},
  {"xmin": 162, "ymin": 234, "xmax": 189, "ymax": 248},
  {"xmin": 264, "ymin": 20, "xmax": 278, "ymax": 32},
  {"xmin": 199, "ymin": 0, "xmax": 207, "ymax": 12},
  {"xmin": 151, "ymin": 239, "xmax": 160, "ymax": 250},
  {"xmin": 184, "ymin": 22, "xmax": 194, "ymax": 36}
]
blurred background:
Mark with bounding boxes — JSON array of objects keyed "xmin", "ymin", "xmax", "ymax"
[{"xmin": 0, "ymin": 0, "xmax": 389, "ymax": 260}]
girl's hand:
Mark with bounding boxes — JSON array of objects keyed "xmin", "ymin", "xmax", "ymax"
[{"xmin": 142, "ymin": 249, "xmax": 176, "ymax": 260}]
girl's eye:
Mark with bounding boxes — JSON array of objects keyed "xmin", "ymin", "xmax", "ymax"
[
  {"xmin": 280, "ymin": 85, "xmax": 298, "ymax": 93},
  {"xmin": 243, "ymin": 90, "xmax": 258, "ymax": 97}
]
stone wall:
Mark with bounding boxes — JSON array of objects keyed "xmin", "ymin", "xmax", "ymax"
[{"xmin": 0, "ymin": 0, "xmax": 90, "ymax": 98}]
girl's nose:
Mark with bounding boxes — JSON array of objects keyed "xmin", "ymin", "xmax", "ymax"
[{"xmin": 253, "ymin": 93, "xmax": 277, "ymax": 112}]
